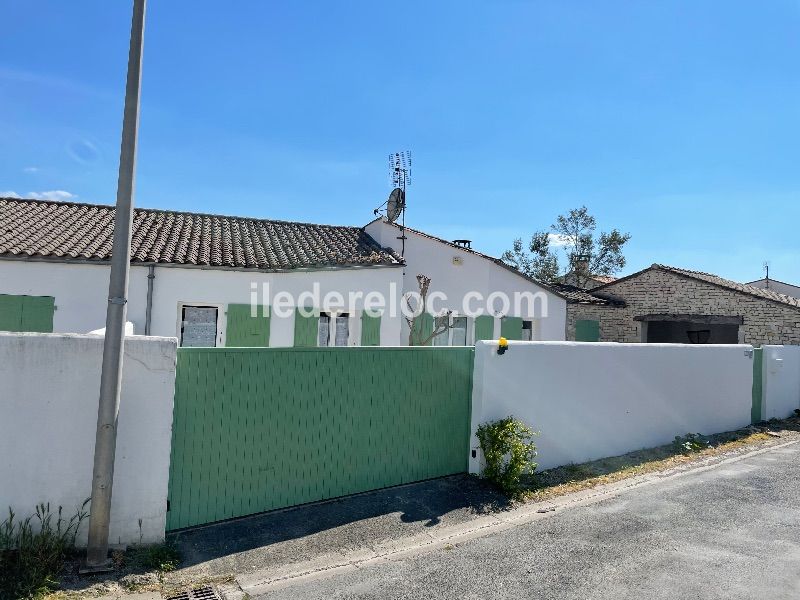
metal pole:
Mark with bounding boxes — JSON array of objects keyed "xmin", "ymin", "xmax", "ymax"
[{"xmin": 84, "ymin": 0, "xmax": 146, "ymax": 570}]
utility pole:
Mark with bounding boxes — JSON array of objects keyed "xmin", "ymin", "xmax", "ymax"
[{"xmin": 84, "ymin": 0, "xmax": 146, "ymax": 570}]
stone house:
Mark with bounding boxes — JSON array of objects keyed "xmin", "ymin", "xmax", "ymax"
[{"xmin": 563, "ymin": 264, "xmax": 800, "ymax": 346}]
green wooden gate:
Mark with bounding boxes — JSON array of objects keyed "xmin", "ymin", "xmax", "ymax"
[{"xmin": 166, "ymin": 347, "xmax": 474, "ymax": 530}]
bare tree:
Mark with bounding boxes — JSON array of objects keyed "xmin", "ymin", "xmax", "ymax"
[{"xmin": 405, "ymin": 274, "xmax": 453, "ymax": 346}]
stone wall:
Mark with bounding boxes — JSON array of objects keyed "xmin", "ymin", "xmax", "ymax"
[{"xmin": 567, "ymin": 268, "xmax": 800, "ymax": 346}]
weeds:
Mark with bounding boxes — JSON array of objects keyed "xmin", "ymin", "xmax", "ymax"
[
  {"xmin": 127, "ymin": 543, "xmax": 181, "ymax": 573},
  {"xmin": 673, "ymin": 433, "xmax": 711, "ymax": 455},
  {"xmin": 0, "ymin": 500, "xmax": 89, "ymax": 599}
]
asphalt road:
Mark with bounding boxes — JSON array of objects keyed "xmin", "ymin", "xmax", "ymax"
[{"xmin": 254, "ymin": 442, "xmax": 800, "ymax": 599}]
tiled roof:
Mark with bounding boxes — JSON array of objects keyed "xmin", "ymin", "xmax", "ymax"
[
  {"xmin": 653, "ymin": 264, "xmax": 800, "ymax": 309},
  {"xmin": 590, "ymin": 274, "xmax": 617, "ymax": 284},
  {"xmin": 0, "ymin": 197, "xmax": 402, "ymax": 271},
  {"xmin": 550, "ymin": 283, "xmax": 625, "ymax": 306}
]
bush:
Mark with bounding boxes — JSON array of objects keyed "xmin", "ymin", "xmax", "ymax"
[
  {"xmin": 0, "ymin": 500, "xmax": 89, "ymax": 599},
  {"xmin": 476, "ymin": 416, "xmax": 538, "ymax": 495},
  {"xmin": 673, "ymin": 433, "xmax": 711, "ymax": 455}
]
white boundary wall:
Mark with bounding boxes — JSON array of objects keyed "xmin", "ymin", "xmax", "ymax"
[
  {"xmin": 761, "ymin": 345, "xmax": 800, "ymax": 421},
  {"xmin": 0, "ymin": 333, "xmax": 177, "ymax": 547},
  {"xmin": 469, "ymin": 341, "xmax": 754, "ymax": 471}
]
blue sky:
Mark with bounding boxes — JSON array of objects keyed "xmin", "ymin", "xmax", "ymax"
[{"xmin": 2, "ymin": 1, "xmax": 798, "ymax": 283}]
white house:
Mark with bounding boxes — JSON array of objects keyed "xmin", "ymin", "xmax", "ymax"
[
  {"xmin": 0, "ymin": 197, "xmax": 569, "ymax": 346},
  {"xmin": 365, "ymin": 218, "xmax": 567, "ymax": 343},
  {"xmin": 0, "ymin": 197, "xmax": 404, "ymax": 347}
]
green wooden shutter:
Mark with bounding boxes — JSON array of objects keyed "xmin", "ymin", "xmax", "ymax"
[
  {"xmin": 500, "ymin": 316, "xmax": 523, "ymax": 340},
  {"xmin": 294, "ymin": 309, "xmax": 319, "ymax": 347},
  {"xmin": 0, "ymin": 295, "xmax": 54, "ymax": 332},
  {"xmin": 410, "ymin": 312, "xmax": 435, "ymax": 346},
  {"xmin": 226, "ymin": 304, "xmax": 270, "ymax": 347},
  {"xmin": 0, "ymin": 295, "xmax": 23, "ymax": 332},
  {"xmin": 360, "ymin": 312, "xmax": 381, "ymax": 346},
  {"xmin": 474, "ymin": 315, "xmax": 494, "ymax": 342},
  {"xmin": 575, "ymin": 319, "xmax": 600, "ymax": 342}
]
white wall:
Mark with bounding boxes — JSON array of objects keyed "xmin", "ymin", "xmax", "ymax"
[
  {"xmin": 469, "ymin": 341, "xmax": 754, "ymax": 471},
  {"xmin": 365, "ymin": 220, "xmax": 567, "ymax": 343},
  {"xmin": 761, "ymin": 345, "xmax": 800, "ymax": 420},
  {"xmin": 0, "ymin": 333, "xmax": 177, "ymax": 547},
  {"xmin": 0, "ymin": 259, "xmax": 403, "ymax": 347}
]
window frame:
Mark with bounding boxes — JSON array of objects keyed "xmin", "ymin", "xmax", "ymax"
[{"xmin": 177, "ymin": 302, "xmax": 223, "ymax": 347}]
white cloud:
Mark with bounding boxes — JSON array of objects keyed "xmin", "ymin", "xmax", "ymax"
[
  {"xmin": 0, "ymin": 191, "xmax": 21, "ymax": 198},
  {"xmin": 27, "ymin": 190, "xmax": 77, "ymax": 201},
  {"xmin": 548, "ymin": 233, "xmax": 571, "ymax": 247},
  {"xmin": 23, "ymin": 167, "xmax": 39, "ymax": 174}
]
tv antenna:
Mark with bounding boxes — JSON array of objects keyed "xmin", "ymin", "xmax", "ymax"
[{"xmin": 373, "ymin": 151, "xmax": 411, "ymax": 256}]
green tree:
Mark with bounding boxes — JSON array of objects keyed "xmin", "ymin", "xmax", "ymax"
[{"xmin": 502, "ymin": 206, "xmax": 631, "ymax": 286}]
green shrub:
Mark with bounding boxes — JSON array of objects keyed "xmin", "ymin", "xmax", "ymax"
[
  {"xmin": 673, "ymin": 433, "xmax": 711, "ymax": 455},
  {"xmin": 0, "ymin": 500, "xmax": 89, "ymax": 599},
  {"xmin": 476, "ymin": 416, "xmax": 538, "ymax": 495}
]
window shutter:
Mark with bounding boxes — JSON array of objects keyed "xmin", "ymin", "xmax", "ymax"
[
  {"xmin": 226, "ymin": 304, "xmax": 270, "ymax": 347},
  {"xmin": 474, "ymin": 315, "xmax": 494, "ymax": 342},
  {"xmin": 500, "ymin": 316, "xmax": 523, "ymax": 341},
  {"xmin": 575, "ymin": 319, "xmax": 600, "ymax": 342},
  {"xmin": 0, "ymin": 295, "xmax": 54, "ymax": 333},
  {"xmin": 20, "ymin": 296, "xmax": 55, "ymax": 333},
  {"xmin": 360, "ymin": 312, "xmax": 381, "ymax": 346},
  {"xmin": 411, "ymin": 312, "xmax": 435, "ymax": 346},
  {"xmin": 294, "ymin": 309, "xmax": 319, "ymax": 347}
]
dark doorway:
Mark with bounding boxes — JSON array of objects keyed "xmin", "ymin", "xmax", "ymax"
[{"xmin": 645, "ymin": 320, "xmax": 739, "ymax": 344}]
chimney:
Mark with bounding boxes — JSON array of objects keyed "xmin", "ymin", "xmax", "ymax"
[{"xmin": 574, "ymin": 254, "xmax": 590, "ymax": 276}]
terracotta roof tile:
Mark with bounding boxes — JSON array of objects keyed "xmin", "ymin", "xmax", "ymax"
[{"xmin": 0, "ymin": 197, "xmax": 401, "ymax": 271}]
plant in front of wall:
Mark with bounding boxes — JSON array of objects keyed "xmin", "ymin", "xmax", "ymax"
[
  {"xmin": 672, "ymin": 433, "xmax": 711, "ymax": 455},
  {"xmin": 476, "ymin": 416, "xmax": 538, "ymax": 496},
  {"xmin": 0, "ymin": 499, "xmax": 89, "ymax": 599}
]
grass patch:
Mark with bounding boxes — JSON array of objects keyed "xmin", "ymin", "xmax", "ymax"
[
  {"xmin": 0, "ymin": 500, "xmax": 89, "ymax": 600},
  {"xmin": 126, "ymin": 543, "xmax": 181, "ymax": 573},
  {"xmin": 517, "ymin": 418, "xmax": 800, "ymax": 504}
]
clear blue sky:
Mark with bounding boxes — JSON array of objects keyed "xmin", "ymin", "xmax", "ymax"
[{"xmin": 2, "ymin": 1, "xmax": 798, "ymax": 283}]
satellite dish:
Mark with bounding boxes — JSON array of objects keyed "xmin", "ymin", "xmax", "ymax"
[{"xmin": 386, "ymin": 187, "xmax": 405, "ymax": 223}]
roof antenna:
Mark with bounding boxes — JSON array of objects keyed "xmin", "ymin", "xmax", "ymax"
[
  {"xmin": 373, "ymin": 151, "xmax": 411, "ymax": 256},
  {"xmin": 763, "ymin": 261, "xmax": 770, "ymax": 289}
]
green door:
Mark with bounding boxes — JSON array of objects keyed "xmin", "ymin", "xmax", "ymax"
[
  {"xmin": 474, "ymin": 315, "xmax": 494, "ymax": 342},
  {"xmin": 500, "ymin": 316, "xmax": 523, "ymax": 340},
  {"xmin": 575, "ymin": 319, "xmax": 600, "ymax": 342},
  {"xmin": 226, "ymin": 304, "xmax": 270, "ymax": 347},
  {"xmin": 360, "ymin": 312, "xmax": 381, "ymax": 346},
  {"xmin": 294, "ymin": 309, "xmax": 319, "ymax": 347},
  {"xmin": 0, "ymin": 294, "xmax": 54, "ymax": 332}
]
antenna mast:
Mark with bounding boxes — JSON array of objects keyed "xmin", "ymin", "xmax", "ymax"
[{"xmin": 391, "ymin": 151, "xmax": 410, "ymax": 256}]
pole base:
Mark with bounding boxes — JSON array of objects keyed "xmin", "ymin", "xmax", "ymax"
[{"xmin": 78, "ymin": 558, "xmax": 115, "ymax": 575}]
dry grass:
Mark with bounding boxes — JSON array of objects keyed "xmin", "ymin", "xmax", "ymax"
[{"xmin": 518, "ymin": 416, "xmax": 800, "ymax": 504}]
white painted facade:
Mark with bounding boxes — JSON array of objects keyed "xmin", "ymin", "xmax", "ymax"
[
  {"xmin": 469, "ymin": 341, "xmax": 754, "ymax": 471},
  {"xmin": 0, "ymin": 333, "xmax": 177, "ymax": 547},
  {"xmin": 365, "ymin": 219, "xmax": 567, "ymax": 343},
  {"xmin": 761, "ymin": 345, "xmax": 800, "ymax": 421},
  {"xmin": 0, "ymin": 258, "xmax": 403, "ymax": 347}
]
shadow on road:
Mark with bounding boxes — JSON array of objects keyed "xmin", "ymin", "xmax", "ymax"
[{"xmin": 168, "ymin": 474, "xmax": 510, "ymax": 571}]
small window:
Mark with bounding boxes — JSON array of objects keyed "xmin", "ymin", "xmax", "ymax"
[
  {"xmin": 433, "ymin": 315, "xmax": 450, "ymax": 346},
  {"xmin": 318, "ymin": 313, "xmax": 330, "ymax": 347},
  {"xmin": 180, "ymin": 305, "xmax": 219, "ymax": 347},
  {"xmin": 318, "ymin": 312, "xmax": 350, "ymax": 346},
  {"xmin": 334, "ymin": 313, "xmax": 350, "ymax": 346},
  {"xmin": 521, "ymin": 320, "xmax": 533, "ymax": 341},
  {"xmin": 451, "ymin": 316, "xmax": 468, "ymax": 346}
]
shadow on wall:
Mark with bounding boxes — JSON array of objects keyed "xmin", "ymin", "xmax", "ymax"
[{"xmin": 168, "ymin": 474, "xmax": 510, "ymax": 571}]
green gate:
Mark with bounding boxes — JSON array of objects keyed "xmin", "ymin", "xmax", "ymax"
[{"xmin": 166, "ymin": 347, "xmax": 474, "ymax": 531}]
